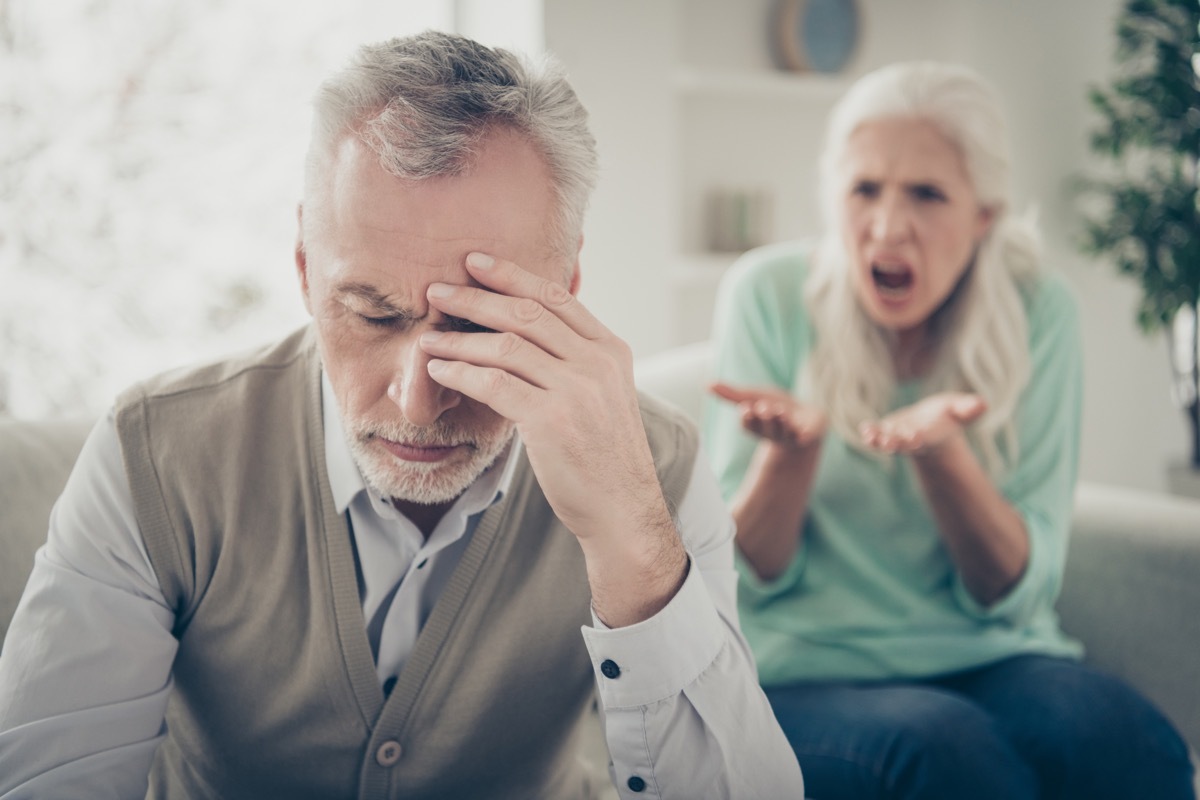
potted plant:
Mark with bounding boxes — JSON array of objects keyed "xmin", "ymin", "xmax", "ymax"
[{"xmin": 1079, "ymin": 0, "xmax": 1200, "ymax": 493}]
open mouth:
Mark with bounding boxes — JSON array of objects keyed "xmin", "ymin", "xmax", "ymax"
[{"xmin": 871, "ymin": 262, "xmax": 915, "ymax": 299}]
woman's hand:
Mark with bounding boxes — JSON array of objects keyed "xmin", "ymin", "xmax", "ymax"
[
  {"xmin": 709, "ymin": 382, "xmax": 827, "ymax": 581},
  {"xmin": 709, "ymin": 382, "xmax": 827, "ymax": 452},
  {"xmin": 862, "ymin": 391, "xmax": 1027, "ymax": 605},
  {"xmin": 860, "ymin": 392, "xmax": 986, "ymax": 456}
]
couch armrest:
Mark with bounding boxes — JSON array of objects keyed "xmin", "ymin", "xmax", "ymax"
[
  {"xmin": 0, "ymin": 417, "xmax": 94, "ymax": 648},
  {"xmin": 633, "ymin": 340, "xmax": 713, "ymax": 425},
  {"xmin": 1060, "ymin": 482, "xmax": 1200, "ymax": 753}
]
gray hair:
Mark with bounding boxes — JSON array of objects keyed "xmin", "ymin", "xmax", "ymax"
[
  {"xmin": 303, "ymin": 31, "xmax": 598, "ymax": 264},
  {"xmin": 805, "ymin": 61, "xmax": 1040, "ymax": 475}
]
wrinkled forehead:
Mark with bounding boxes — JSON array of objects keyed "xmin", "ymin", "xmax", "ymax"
[{"xmin": 305, "ymin": 131, "xmax": 566, "ymax": 290}]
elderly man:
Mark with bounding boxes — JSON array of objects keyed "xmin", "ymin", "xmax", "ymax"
[{"xmin": 0, "ymin": 31, "xmax": 802, "ymax": 800}]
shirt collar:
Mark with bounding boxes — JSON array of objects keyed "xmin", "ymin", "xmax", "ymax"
[{"xmin": 321, "ymin": 372, "xmax": 520, "ymax": 518}]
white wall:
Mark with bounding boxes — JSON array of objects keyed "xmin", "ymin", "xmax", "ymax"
[
  {"xmin": 962, "ymin": 0, "xmax": 1188, "ymax": 493},
  {"xmin": 543, "ymin": 0, "xmax": 1189, "ymax": 493},
  {"xmin": 544, "ymin": 0, "xmax": 678, "ymax": 353}
]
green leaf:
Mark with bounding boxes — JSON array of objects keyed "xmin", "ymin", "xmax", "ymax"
[{"xmin": 1076, "ymin": 0, "xmax": 1200, "ymax": 336}]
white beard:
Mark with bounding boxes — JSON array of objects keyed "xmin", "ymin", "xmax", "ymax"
[{"xmin": 346, "ymin": 415, "xmax": 515, "ymax": 505}]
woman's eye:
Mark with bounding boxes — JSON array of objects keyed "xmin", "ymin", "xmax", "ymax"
[
  {"xmin": 851, "ymin": 181, "xmax": 879, "ymax": 199},
  {"xmin": 913, "ymin": 185, "xmax": 946, "ymax": 202}
]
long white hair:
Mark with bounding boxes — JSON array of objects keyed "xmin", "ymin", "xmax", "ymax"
[{"xmin": 805, "ymin": 62, "xmax": 1040, "ymax": 475}]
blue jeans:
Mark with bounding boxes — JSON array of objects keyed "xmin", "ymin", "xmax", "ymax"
[{"xmin": 765, "ymin": 655, "xmax": 1194, "ymax": 800}]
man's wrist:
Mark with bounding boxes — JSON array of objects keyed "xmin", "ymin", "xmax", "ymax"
[{"xmin": 580, "ymin": 516, "xmax": 689, "ymax": 629}]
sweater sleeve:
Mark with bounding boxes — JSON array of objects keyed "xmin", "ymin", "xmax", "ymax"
[
  {"xmin": 702, "ymin": 245, "xmax": 813, "ymax": 601},
  {"xmin": 702, "ymin": 244, "xmax": 811, "ymax": 502},
  {"xmin": 0, "ymin": 412, "xmax": 174, "ymax": 799},
  {"xmin": 951, "ymin": 274, "xmax": 1084, "ymax": 624}
]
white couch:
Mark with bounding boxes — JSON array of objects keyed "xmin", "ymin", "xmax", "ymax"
[
  {"xmin": 634, "ymin": 340, "xmax": 1200, "ymax": 770},
  {"xmin": 3, "ymin": 348, "xmax": 1199, "ymax": 791}
]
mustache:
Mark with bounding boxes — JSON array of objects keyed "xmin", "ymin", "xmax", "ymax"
[{"xmin": 353, "ymin": 419, "xmax": 479, "ymax": 450}]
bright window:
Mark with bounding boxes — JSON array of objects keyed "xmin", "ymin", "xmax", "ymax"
[{"xmin": 0, "ymin": 0, "xmax": 455, "ymax": 416}]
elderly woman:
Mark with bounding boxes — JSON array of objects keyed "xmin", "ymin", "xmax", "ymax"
[{"xmin": 704, "ymin": 62, "xmax": 1194, "ymax": 799}]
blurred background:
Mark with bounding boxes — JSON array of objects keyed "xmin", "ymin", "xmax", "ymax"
[{"xmin": 0, "ymin": 0, "xmax": 1189, "ymax": 495}]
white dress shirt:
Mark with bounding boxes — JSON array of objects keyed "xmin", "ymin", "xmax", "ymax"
[{"xmin": 0, "ymin": 378, "xmax": 803, "ymax": 799}]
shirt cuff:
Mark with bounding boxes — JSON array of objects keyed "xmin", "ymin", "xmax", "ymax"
[{"xmin": 580, "ymin": 555, "xmax": 725, "ymax": 709}]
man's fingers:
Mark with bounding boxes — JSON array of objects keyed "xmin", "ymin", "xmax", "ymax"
[
  {"xmin": 427, "ymin": 280, "xmax": 579, "ymax": 360},
  {"xmin": 420, "ymin": 329, "xmax": 561, "ymax": 391},
  {"xmin": 426, "ymin": 357, "xmax": 540, "ymax": 421},
  {"xmin": 462, "ymin": 252, "xmax": 610, "ymax": 343}
]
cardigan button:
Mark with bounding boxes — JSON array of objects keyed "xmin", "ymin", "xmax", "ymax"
[
  {"xmin": 628, "ymin": 775, "xmax": 647, "ymax": 792},
  {"xmin": 600, "ymin": 659, "xmax": 621, "ymax": 679},
  {"xmin": 376, "ymin": 740, "xmax": 403, "ymax": 767}
]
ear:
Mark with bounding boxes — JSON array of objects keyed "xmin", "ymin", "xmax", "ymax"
[
  {"xmin": 294, "ymin": 203, "xmax": 313, "ymax": 315},
  {"xmin": 567, "ymin": 234, "xmax": 583, "ymax": 296},
  {"xmin": 975, "ymin": 205, "xmax": 997, "ymax": 241}
]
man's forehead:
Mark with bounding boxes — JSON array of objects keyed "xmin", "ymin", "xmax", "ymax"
[{"xmin": 306, "ymin": 129, "xmax": 571, "ymax": 297}]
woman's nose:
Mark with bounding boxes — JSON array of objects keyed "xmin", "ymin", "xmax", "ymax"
[{"xmin": 870, "ymin": 194, "xmax": 912, "ymax": 244}]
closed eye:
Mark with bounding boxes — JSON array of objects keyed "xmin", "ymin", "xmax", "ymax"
[
  {"xmin": 360, "ymin": 314, "xmax": 406, "ymax": 328},
  {"xmin": 911, "ymin": 184, "xmax": 947, "ymax": 202}
]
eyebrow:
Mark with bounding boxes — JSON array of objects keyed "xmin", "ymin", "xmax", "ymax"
[
  {"xmin": 334, "ymin": 282, "xmax": 415, "ymax": 317},
  {"xmin": 904, "ymin": 180, "xmax": 952, "ymax": 197}
]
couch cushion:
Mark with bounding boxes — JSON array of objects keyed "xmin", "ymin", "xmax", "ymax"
[
  {"xmin": 0, "ymin": 417, "xmax": 93, "ymax": 647},
  {"xmin": 1060, "ymin": 482, "xmax": 1200, "ymax": 754}
]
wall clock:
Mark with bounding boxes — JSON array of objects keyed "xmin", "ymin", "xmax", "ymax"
[{"xmin": 772, "ymin": 0, "xmax": 860, "ymax": 73}]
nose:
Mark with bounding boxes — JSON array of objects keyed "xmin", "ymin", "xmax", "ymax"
[
  {"xmin": 869, "ymin": 191, "xmax": 912, "ymax": 245},
  {"xmin": 387, "ymin": 340, "xmax": 461, "ymax": 427}
]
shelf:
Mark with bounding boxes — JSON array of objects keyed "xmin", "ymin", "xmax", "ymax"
[
  {"xmin": 669, "ymin": 252, "xmax": 742, "ymax": 287},
  {"xmin": 672, "ymin": 68, "xmax": 850, "ymax": 100}
]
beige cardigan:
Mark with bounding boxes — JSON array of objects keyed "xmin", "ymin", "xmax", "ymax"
[{"xmin": 114, "ymin": 326, "xmax": 697, "ymax": 800}]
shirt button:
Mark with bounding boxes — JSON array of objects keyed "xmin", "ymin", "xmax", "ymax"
[
  {"xmin": 627, "ymin": 775, "xmax": 646, "ymax": 792},
  {"xmin": 376, "ymin": 740, "xmax": 403, "ymax": 767},
  {"xmin": 600, "ymin": 659, "xmax": 621, "ymax": 679}
]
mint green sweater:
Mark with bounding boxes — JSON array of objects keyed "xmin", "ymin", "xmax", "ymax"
[{"xmin": 703, "ymin": 243, "xmax": 1084, "ymax": 686}]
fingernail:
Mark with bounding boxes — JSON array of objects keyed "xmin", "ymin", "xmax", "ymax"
[
  {"xmin": 466, "ymin": 252, "xmax": 494, "ymax": 269},
  {"xmin": 420, "ymin": 332, "xmax": 442, "ymax": 345},
  {"xmin": 427, "ymin": 359, "xmax": 446, "ymax": 374},
  {"xmin": 427, "ymin": 283, "xmax": 453, "ymax": 298}
]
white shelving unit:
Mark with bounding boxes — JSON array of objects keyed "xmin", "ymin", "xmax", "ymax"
[
  {"xmin": 668, "ymin": 252, "xmax": 737, "ymax": 288},
  {"xmin": 672, "ymin": 68, "xmax": 850, "ymax": 100},
  {"xmin": 666, "ymin": 2, "xmax": 851, "ymax": 345},
  {"xmin": 667, "ymin": 67, "xmax": 847, "ymax": 291}
]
